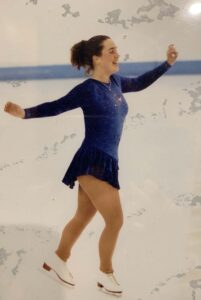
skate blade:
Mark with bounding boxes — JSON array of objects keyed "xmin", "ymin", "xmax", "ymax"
[
  {"xmin": 97, "ymin": 283, "xmax": 122, "ymax": 297},
  {"xmin": 40, "ymin": 263, "xmax": 75, "ymax": 288}
]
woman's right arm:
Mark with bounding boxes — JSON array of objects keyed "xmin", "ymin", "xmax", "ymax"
[{"xmin": 4, "ymin": 83, "xmax": 83, "ymax": 119}]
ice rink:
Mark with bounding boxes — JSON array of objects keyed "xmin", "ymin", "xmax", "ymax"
[{"xmin": 1, "ymin": 1, "xmax": 201, "ymax": 299}]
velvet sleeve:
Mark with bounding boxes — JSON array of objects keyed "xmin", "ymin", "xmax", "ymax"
[
  {"xmin": 24, "ymin": 83, "xmax": 83, "ymax": 119},
  {"xmin": 120, "ymin": 61, "xmax": 172, "ymax": 93}
]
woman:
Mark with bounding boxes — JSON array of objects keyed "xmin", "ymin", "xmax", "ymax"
[{"xmin": 4, "ymin": 35, "xmax": 178, "ymax": 296}]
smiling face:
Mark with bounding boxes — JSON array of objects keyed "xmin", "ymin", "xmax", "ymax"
[{"xmin": 92, "ymin": 38, "xmax": 120, "ymax": 76}]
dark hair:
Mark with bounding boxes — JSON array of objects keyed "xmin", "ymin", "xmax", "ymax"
[{"xmin": 70, "ymin": 35, "xmax": 110, "ymax": 74}]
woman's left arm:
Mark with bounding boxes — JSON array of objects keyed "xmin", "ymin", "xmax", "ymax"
[{"xmin": 120, "ymin": 44, "xmax": 178, "ymax": 93}]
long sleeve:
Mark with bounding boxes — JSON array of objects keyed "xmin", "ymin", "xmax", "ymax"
[
  {"xmin": 24, "ymin": 83, "xmax": 83, "ymax": 119},
  {"xmin": 120, "ymin": 61, "xmax": 172, "ymax": 93}
]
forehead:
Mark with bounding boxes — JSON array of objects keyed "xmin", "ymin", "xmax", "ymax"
[{"xmin": 102, "ymin": 39, "xmax": 117, "ymax": 51}]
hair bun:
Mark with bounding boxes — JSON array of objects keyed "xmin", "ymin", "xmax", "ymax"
[
  {"xmin": 71, "ymin": 40, "xmax": 88, "ymax": 70},
  {"xmin": 80, "ymin": 40, "xmax": 87, "ymax": 50}
]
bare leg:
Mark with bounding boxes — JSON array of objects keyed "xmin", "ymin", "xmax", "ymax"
[
  {"xmin": 55, "ymin": 184, "xmax": 97, "ymax": 261},
  {"xmin": 77, "ymin": 175, "xmax": 123, "ymax": 273}
]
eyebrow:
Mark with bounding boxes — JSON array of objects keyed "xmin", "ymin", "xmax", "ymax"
[{"xmin": 108, "ymin": 47, "xmax": 117, "ymax": 51}]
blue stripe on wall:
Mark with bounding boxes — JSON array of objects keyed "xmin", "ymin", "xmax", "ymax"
[{"xmin": 0, "ymin": 60, "xmax": 200, "ymax": 81}]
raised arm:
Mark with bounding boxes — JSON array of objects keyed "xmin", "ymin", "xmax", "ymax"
[
  {"xmin": 4, "ymin": 83, "xmax": 83, "ymax": 119},
  {"xmin": 120, "ymin": 44, "xmax": 178, "ymax": 93}
]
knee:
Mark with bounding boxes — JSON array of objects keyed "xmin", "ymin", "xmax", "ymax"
[
  {"xmin": 105, "ymin": 214, "xmax": 124, "ymax": 231},
  {"xmin": 74, "ymin": 210, "xmax": 96, "ymax": 226},
  {"xmin": 116, "ymin": 216, "xmax": 124, "ymax": 230}
]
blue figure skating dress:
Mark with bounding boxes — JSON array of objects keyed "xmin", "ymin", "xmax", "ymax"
[{"xmin": 24, "ymin": 61, "xmax": 171, "ymax": 189}]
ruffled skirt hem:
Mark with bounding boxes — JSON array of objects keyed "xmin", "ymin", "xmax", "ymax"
[{"xmin": 62, "ymin": 145, "xmax": 120, "ymax": 190}]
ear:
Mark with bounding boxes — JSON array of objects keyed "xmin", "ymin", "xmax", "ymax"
[{"xmin": 92, "ymin": 55, "xmax": 101, "ymax": 66}]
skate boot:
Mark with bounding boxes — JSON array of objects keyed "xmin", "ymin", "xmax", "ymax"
[
  {"xmin": 42, "ymin": 252, "xmax": 75, "ymax": 287},
  {"xmin": 97, "ymin": 270, "xmax": 123, "ymax": 296}
]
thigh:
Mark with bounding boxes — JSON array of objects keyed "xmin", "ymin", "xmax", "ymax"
[
  {"xmin": 77, "ymin": 175, "xmax": 123, "ymax": 224},
  {"xmin": 75, "ymin": 184, "xmax": 97, "ymax": 220}
]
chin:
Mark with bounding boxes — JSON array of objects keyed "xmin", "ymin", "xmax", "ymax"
[{"xmin": 112, "ymin": 65, "xmax": 119, "ymax": 74}]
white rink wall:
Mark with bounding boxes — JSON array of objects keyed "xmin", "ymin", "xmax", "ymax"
[
  {"xmin": 0, "ymin": 0, "xmax": 200, "ymax": 67},
  {"xmin": 1, "ymin": 0, "xmax": 201, "ymax": 300}
]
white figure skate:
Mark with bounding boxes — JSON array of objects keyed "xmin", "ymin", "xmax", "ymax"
[
  {"xmin": 42, "ymin": 252, "xmax": 75, "ymax": 287},
  {"xmin": 97, "ymin": 270, "xmax": 123, "ymax": 296}
]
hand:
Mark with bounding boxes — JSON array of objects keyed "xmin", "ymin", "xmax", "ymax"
[
  {"xmin": 4, "ymin": 101, "xmax": 25, "ymax": 119},
  {"xmin": 166, "ymin": 44, "xmax": 178, "ymax": 65}
]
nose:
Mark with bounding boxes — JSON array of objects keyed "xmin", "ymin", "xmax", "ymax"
[{"xmin": 115, "ymin": 52, "xmax": 120, "ymax": 59}]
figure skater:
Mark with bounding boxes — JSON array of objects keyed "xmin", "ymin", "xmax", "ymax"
[{"xmin": 4, "ymin": 35, "xmax": 178, "ymax": 296}]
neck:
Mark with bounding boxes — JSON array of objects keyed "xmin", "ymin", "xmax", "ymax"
[{"xmin": 91, "ymin": 70, "xmax": 111, "ymax": 83}]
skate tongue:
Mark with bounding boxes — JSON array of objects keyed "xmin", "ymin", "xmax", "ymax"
[{"xmin": 108, "ymin": 273, "xmax": 120, "ymax": 286}]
